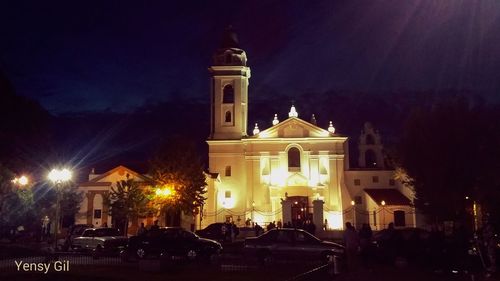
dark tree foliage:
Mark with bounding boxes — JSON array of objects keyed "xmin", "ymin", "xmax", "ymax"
[
  {"xmin": 0, "ymin": 163, "xmax": 15, "ymax": 216},
  {"xmin": 104, "ymin": 177, "xmax": 152, "ymax": 234},
  {"xmin": 398, "ymin": 96, "xmax": 500, "ymax": 222},
  {"xmin": 149, "ymin": 136, "xmax": 207, "ymax": 218}
]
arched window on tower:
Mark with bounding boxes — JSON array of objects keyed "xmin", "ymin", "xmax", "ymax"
[
  {"xmin": 366, "ymin": 134, "xmax": 375, "ymax": 145},
  {"xmin": 288, "ymin": 147, "xmax": 301, "ymax": 171},
  {"xmin": 223, "ymin": 85, "xmax": 234, "ymax": 103},
  {"xmin": 225, "ymin": 111, "xmax": 232, "ymax": 123},
  {"xmin": 365, "ymin": 149, "xmax": 377, "ymax": 168}
]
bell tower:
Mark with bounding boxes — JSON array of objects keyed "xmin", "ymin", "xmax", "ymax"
[
  {"xmin": 358, "ymin": 122, "xmax": 385, "ymax": 169},
  {"xmin": 208, "ymin": 27, "xmax": 251, "ymax": 140}
]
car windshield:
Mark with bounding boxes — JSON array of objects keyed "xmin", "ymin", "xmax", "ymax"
[
  {"xmin": 162, "ymin": 228, "xmax": 198, "ymax": 239},
  {"xmin": 296, "ymin": 230, "xmax": 320, "ymax": 243},
  {"xmin": 94, "ymin": 228, "xmax": 120, "ymax": 237}
]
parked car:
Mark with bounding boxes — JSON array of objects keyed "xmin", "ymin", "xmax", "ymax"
[
  {"xmin": 244, "ymin": 228, "xmax": 344, "ymax": 265},
  {"xmin": 195, "ymin": 222, "xmax": 236, "ymax": 242},
  {"xmin": 71, "ymin": 227, "xmax": 128, "ymax": 257},
  {"xmin": 123, "ymin": 227, "xmax": 222, "ymax": 263},
  {"xmin": 60, "ymin": 224, "xmax": 92, "ymax": 251}
]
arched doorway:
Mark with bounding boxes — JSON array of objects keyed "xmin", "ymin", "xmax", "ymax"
[{"xmin": 288, "ymin": 196, "xmax": 310, "ymax": 227}]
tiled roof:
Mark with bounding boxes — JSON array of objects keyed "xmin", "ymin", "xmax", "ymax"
[{"xmin": 364, "ymin": 188, "xmax": 412, "ymax": 206}]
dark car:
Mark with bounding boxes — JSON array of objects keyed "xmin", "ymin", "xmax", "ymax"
[
  {"xmin": 71, "ymin": 228, "xmax": 128, "ymax": 256},
  {"xmin": 371, "ymin": 227, "xmax": 430, "ymax": 263},
  {"xmin": 244, "ymin": 228, "xmax": 344, "ymax": 265},
  {"xmin": 123, "ymin": 227, "xmax": 222, "ymax": 263},
  {"xmin": 61, "ymin": 224, "xmax": 92, "ymax": 251},
  {"xmin": 195, "ymin": 222, "xmax": 235, "ymax": 242}
]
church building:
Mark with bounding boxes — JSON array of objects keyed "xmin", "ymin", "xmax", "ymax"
[{"xmin": 202, "ymin": 29, "xmax": 416, "ymax": 231}]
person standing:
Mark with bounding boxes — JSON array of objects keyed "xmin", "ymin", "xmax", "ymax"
[
  {"xmin": 343, "ymin": 222, "xmax": 360, "ymax": 272},
  {"xmin": 150, "ymin": 220, "xmax": 160, "ymax": 231},
  {"xmin": 358, "ymin": 223, "xmax": 373, "ymax": 267},
  {"xmin": 137, "ymin": 222, "xmax": 147, "ymax": 236}
]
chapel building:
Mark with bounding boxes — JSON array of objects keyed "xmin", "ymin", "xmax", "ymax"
[{"xmin": 202, "ymin": 28, "xmax": 416, "ymax": 231}]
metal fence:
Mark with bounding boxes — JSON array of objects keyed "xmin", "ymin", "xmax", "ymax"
[
  {"xmin": 0, "ymin": 252, "xmax": 128, "ymax": 272},
  {"xmin": 0, "ymin": 251, "xmax": 342, "ymax": 281}
]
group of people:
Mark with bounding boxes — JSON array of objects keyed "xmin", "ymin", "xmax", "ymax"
[
  {"xmin": 220, "ymin": 221, "xmax": 239, "ymax": 242},
  {"xmin": 343, "ymin": 222, "xmax": 373, "ymax": 271},
  {"xmin": 249, "ymin": 219, "xmax": 318, "ymax": 236}
]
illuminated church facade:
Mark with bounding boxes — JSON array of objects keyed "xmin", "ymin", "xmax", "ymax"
[{"xmin": 203, "ymin": 30, "xmax": 416, "ymax": 231}]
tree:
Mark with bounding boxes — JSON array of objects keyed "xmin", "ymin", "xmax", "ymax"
[
  {"xmin": 398, "ymin": 96, "xmax": 500, "ymax": 224},
  {"xmin": 0, "ymin": 163, "xmax": 15, "ymax": 217},
  {"xmin": 59, "ymin": 185, "xmax": 84, "ymax": 227},
  {"xmin": 149, "ymin": 136, "xmax": 207, "ymax": 226},
  {"xmin": 105, "ymin": 177, "xmax": 152, "ymax": 234}
]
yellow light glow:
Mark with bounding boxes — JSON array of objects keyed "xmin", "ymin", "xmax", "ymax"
[
  {"xmin": 325, "ymin": 211, "xmax": 343, "ymax": 230},
  {"xmin": 319, "ymin": 131, "xmax": 330, "ymax": 137},
  {"xmin": 381, "ymin": 200, "xmax": 386, "ymax": 206},
  {"xmin": 12, "ymin": 176, "xmax": 29, "ymax": 186},
  {"xmin": 253, "ymin": 213, "xmax": 266, "ymax": 226},
  {"xmin": 270, "ymin": 169, "xmax": 286, "ymax": 187},
  {"xmin": 258, "ymin": 131, "xmax": 271, "ymax": 138},
  {"xmin": 155, "ymin": 187, "xmax": 174, "ymax": 198},
  {"xmin": 351, "ymin": 200, "xmax": 355, "ymax": 206},
  {"xmin": 48, "ymin": 168, "xmax": 72, "ymax": 183},
  {"xmin": 221, "ymin": 197, "xmax": 235, "ymax": 209}
]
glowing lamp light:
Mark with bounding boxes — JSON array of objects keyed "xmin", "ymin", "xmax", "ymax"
[
  {"xmin": 326, "ymin": 211, "xmax": 343, "ymax": 230},
  {"xmin": 12, "ymin": 175, "xmax": 29, "ymax": 186},
  {"xmin": 155, "ymin": 187, "xmax": 174, "ymax": 198},
  {"xmin": 253, "ymin": 123, "xmax": 260, "ymax": 135},
  {"xmin": 272, "ymin": 114, "xmax": 279, "ymax": 125},
  {"xmin": 288, "ymin": 105, "xmax": 298, "ymax": 118},
  {"xmin": 328, "ymin": 121, "xmax": 335, "ymax": 133},
  {"xmin": 381, "ymin": 200, "xmax": 386, "ymax": 206},
  {"xmin": 48, "ymin": 168, "xmax": 72, "ymax": 183},
  {"xmin": 351, "ymin": 200, "xmax": 355, "ymax": 206}
]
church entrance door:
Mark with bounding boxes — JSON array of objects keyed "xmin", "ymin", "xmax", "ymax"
[{"xmin": 288, "ymin": 196, "xmax": 310, "ymax": 227}]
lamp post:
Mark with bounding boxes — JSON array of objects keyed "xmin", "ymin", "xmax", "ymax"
[{"xmin": 48, "ymin": 168, "xmax": 72, "ymax": 251}]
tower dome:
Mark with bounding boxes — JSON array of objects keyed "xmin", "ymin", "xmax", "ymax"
[{"xmin": 213, "ymin": 26, "xmax": 247, "ymax": 66}]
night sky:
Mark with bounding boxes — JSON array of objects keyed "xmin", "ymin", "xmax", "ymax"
[{"xmin": 1, "ymin": 1, "xmax": 500, "ymax": 114}]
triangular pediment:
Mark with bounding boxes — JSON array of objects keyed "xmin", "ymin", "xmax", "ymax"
[
  {"xmin": 253, "ymin": 117, "xmax": 333, "ymax": 138},
  {"xmin": 82, "ymin": 165, "xmax": 153, "ymax": 185},
  {"xmin": 287, "ymin": 172, "xmax": 309, "ymax": 187}
]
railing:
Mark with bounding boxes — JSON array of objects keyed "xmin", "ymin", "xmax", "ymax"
[
  {"xmin": 0, "ymin": 252, "xmax": 128, "ymax": 271},
  {"xmin": 0, "ymin": 250, "xmax": 341, "ymax": 281}
]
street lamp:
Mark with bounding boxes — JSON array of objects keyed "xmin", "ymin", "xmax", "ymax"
[
  {"xmin": 12, "ymin": 175, "xmax": 29, "ymax": 187},
  {"xmin": 48, "ymin": 168, "xmax": 72, "ymax": 250}
]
